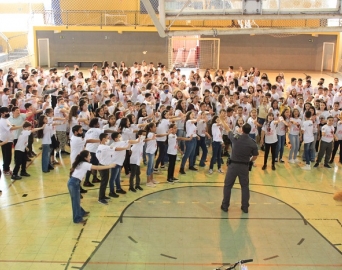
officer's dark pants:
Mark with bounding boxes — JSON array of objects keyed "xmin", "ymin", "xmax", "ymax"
[{"xmin": 222, "ymin": 163, "xmax": 249, "ymax": 210}]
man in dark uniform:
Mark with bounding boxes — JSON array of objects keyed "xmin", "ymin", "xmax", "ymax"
[{"xmin": 221, "ymin": 123, "xmax": 259, "ymax": 213}]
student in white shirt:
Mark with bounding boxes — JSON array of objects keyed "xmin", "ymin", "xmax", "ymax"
[
  {"xmin": 109, "ymin": 132, "xmax": 139, "ymax": 195},
  {"xmin": 330, "ymin": 112, "xmax": 342, "ymax": 164},
  {"xmin": 179, "ymin": 111, "xmax": 199, "ymax": 174},
  {"xmin": 209, "ymin": 115, "xmax": 228, "ymax": 174},
  {"xmin": 260, "ymin": 113, "xmax": 279, "ymax": 170},
  {"xmin": 288, "ymin": 108, "xmax": 302, "ymax": 163},
  {"xmin": 37, "ymin": 115, "xmax": 59, "ymax": 173},
  {"xmin": 167, "ymin": 123, "xmax": 192, "ymax": 183},
  {"xmin": 68, "ymin": 150, "xmax": 116, "ymax": 224},
  {"xmin": 12, "ymin": 122, "xmax": 44, "ymax": 180},
  {"xmin": 314, "ymin": 116, "xmax": 337, "ymax": 168},
  {"xmin": 275, "ymin": 108, "xmax": 290, "ymax": 163},
  {"xmin": 145, "ymin": 122, "xmax": 158, "ymax": 187},
  {"xmin": 96, "ymin": 133, "xmax": 116, "ymax": 205},
  {"xmin": 301, "ymin": 111, "xmax": 314, "ymax": 170},
  {"xmin": 0, "ymin": 107, "xmax": 24, "ymax": 175},
  {"xmin": 129, "ymin": 129, "xmax": 146, "ymax": 191}
]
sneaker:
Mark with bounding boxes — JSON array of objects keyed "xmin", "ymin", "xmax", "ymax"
[
  {"xmin": 208, "ymin": 169, "xmax": 213, "ymax": 175},
  {"xmin": 108, "ymin": 192, "xmax": 119, "ymax": 198},
  {"xmin": 218, "ymin": 169, "xmax": 224, "ymax": 174},
  {"xmin": 324, "ymin": 164, "xmax": 332, "ymax": 168},
  {"xmin": 80, "ymin": 187, "xmax": 88, "ymax": 194},
  {"xmin": 329, "ymin": 159, "xmax": 334, "ymax": 164},
  {"xmin": 146, "ymin": 182, "xmax": 156, "ymax": 187},
  {"xmin": 11, "ymin": 175, "xmax": 22, "ymax": 180},
  {"xmin": 279, "ymin": 159, "xmax": 285, "ymax": 163},
  {"xmin": 262, "ymin": 165, "xmax": 267, "ymax": 170},
  {"xmin": 116, "ymin": 189, "xmax": 127, "ymax": 194},
  {"xmin": 167, "ymin": 179, "xmax": 174, "ymax": 184},
  {"xmin": 189, "ymin": 166, "xmax": 198, "ymax": 171},
  {"xmin": 301, "ymin": 164, "xmax": 311, "ymax": 170},
  {"xmin": 20, "ymin": 172, "xmax": 30, "ymax": 177},
  {"xmin": 272, "ymin": 165, "xmax": 276, "ymax": 170},
  {"xmin": 153, "ymin": 168, "xmax": 159, "ymax": 172},
  {"xmin": 274, "ymin": 158, "xmax": 278, "ymax": 162},
  {"xmin": 83, "ymin": 182, "xmax": 94, "ymax": 187},
  {"xmin": 98, "ymin": 199, "xmax": 108, "ymax": 205},
  {"xmin": 61, "ymin": 150, "xmax": 70, "ymax": 155},
  {"xmin": 294, "ymin": 159, "xmax": 300, "ymax": 163},
  {"xmin": 129, "ymin": 187, "xmax": 136, "ymax": 192},
  {"xmin": 92, "ymin": 177, "xmax": 101, "ymax": 183},
  {"xmin": 313, "ymin": 163, "xmax": 319, "ymax": 168},
  {"xmin": 152, "ymin": 180, "xmax": 160, "ymax": 184},
  {"xmin": 176, "ymin": 157, "xmax": 181, "ymax": 161},
  {"xmin": 171, "ymin": 177, "xmax": 179, "ymax": 182},
  {"xmin": 160, "ymin": 165, "xmax": 165, "ymax": 169},
  {"xmin": 288, "ymin": 159, "xmax": 295, "ymax": 164},
  {"xmin": 179, "ymin": 168, "xmax": 186, "ymax": 174},
  {"xmin": 4, "ymin": 170, "xmax": 12, "ymax": 176},
  {"xmin": 135, "ymin": 186, "xmax": 143, "ymax": 190}
]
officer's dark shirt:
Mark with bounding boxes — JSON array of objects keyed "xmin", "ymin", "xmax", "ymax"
[{"xmin": 228, "ymin": 131, "xmax": 259, "ymax": 163}]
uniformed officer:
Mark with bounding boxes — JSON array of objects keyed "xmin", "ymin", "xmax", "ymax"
[{"xmin": 221, "ymin": 123, "xmax": 259, "ymax": 213}]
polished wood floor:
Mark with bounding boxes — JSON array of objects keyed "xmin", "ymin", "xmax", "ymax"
[{"xmin": 0, "ymin": 71, "xmax": 341, "ymax": 270}]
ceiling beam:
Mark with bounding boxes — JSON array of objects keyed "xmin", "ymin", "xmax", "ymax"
[
  {"xmin": 165, "ymin": 13, "xmax": 342, "ymax": 21},
  {"xmin": 166, "ymin": 27, "xmax": 342, "ymax": 36},
  {"xmin": 140, "ymin": 0, "xmax": 166, "ymax": 37}
]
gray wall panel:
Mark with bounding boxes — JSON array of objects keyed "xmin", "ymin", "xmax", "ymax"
[{"xmin": 36, "ymin": 31, "xmax": 168, "ymax": 67}]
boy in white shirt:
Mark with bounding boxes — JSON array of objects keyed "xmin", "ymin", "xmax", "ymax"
[
  {"xmin": 129, "ymin": 129, "xmax": 146, "ymax": 192},
  {"xmin": 12, "ymin": 122, "xmax": 44, "ymax": 180},
  {"xmin": 301, "ymin": 111, "xmax": 314, "ymax": 170},
  {"xmin": 314, "ymin": 116, "xmax": 338, "ymax": 168}
]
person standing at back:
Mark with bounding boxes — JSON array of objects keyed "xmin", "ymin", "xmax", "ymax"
[{"xmin": 221, "ymin": 123, "xmax": 259, "ymax": 214}]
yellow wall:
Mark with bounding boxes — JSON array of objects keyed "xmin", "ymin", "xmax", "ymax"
[
  {"xmin": 60, "ymin": 0, "xmax": 139, "ymax": 11},
  {"xmin": 0, "ymin": 32, "xmax": 28, "ymax": 52}
]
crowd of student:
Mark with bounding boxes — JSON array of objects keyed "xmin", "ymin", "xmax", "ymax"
[{"xmin": 0, "ymin": 61, "xmax": 341, "ymax": 223}]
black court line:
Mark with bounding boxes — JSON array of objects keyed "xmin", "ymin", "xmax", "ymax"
[
  {"xmin": 91, "ymin": 241, "xmax": 100, "ymax": 243},
  {"xmin": 22, "ymin": 194, "xmax": 27, "ymax": 197},
  {"xmin": 264, "ymin": 255, "xmax": 279, "ymax": 261},
  {"xmin": 297, "ymin": 238, "xmax": 305, "ymax": 245},
  {"xmin": 65, "ymin": 226, "xmax": 86, "ymax": 270},
  {"xmin": 335, "ymin": 244, "xmax": 342, "ymax": 246},
  {"xmin": 128, "ymin": 236, "xmax": 137, "ymax": 243},
  {"xmin": 0, "ymin": 182, "xmax": 336, "ymax": 210},
  {"xmin": 121, "ymin": 216, "xmax": 304, "ymax": 221},
  {"xmin": 71, "ymin": 267, "xmax": 81, "ymax": 269},
  {"xmin": 80, "ymin": 186, "xmax": 342, "ymax": 269},
  {"xmin": 160, "ymin": 254, "xmax": 177, "ymax": 260}
]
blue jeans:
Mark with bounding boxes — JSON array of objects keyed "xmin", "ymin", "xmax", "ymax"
[
  {"xmin": 181, "ymin": 137, "xmax": 197, "ymax": 168},
  {"xmin": 67, "ymin": 177, "xmax": 85, "ymax": 223},
  {"xmin": 146, "ymin": 153, "xmax": 155, "ymax": 176},
  {"xmin": 177, "ymin": 129, "xmax": 185, "ymax": 152},
  {"xmin": 276, "ymin": 135, "xmax": 285, "ymax": 160},
  {"xmin": 42, "ymin": 144, "xmax": 51, "ymax": 172},
  {"xmin": 288, "ymin": 134, "xmax": 299, "ymax": 160},
  {"xmin": 109, "ymin": 165, "xmax": 122, "ymax": 193},
  {"xmin": 197, "ymin": 136, "xmax": 208, "ymax": 166},
  {"xmin": 304, "ymin": 142, "xmax": 313, "ymax": 165},
  {"xmin": 310, "ymin": 133, "xmax": 317, "ymax": 161},
  {"xmin": 210, "ymin": 141, "xmax": 222, "ymax": 170}
]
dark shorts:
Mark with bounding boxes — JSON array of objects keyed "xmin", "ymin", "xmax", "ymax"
[{"xmin": 222, "ymin": 134, "xmax": 231, "ymax": 145}]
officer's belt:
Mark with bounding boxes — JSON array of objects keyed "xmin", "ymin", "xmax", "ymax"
[{"xmin": 230, "ymin": 160, "xmax": 249, "ymax": 166}]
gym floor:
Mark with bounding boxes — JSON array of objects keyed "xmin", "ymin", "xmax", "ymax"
[{"xmin": 0, "ymin": 71, "xmax": 341, "ymax": 270}]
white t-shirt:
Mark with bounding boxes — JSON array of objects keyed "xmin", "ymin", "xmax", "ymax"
[
  {"xmin": 167, "ymin": 133, "xmax": 178, "ymax": 155},
  {"xmin": 0, "ymin": 118, "xmax": 13, "ymax": 142},
  {"xmin": 321, "ymin": 124, "xmax": 335, "ymax": 143},
  {"xmin": 185, "ymin": 120, "xmax": 197, "ymax": 137},
  {"xmin": 78, "ymin": 111, "xmax": 90, "ymax": 130},
  {"xmin": 156, "ymin": 119, "xmax": 170, "ymax": 142},
  {"xmin": 42, "ymin": 124, "xmax": 54, "ymax": 144},
  {"xmin": 197, "ymin": 120, "xmax": 207, "ymax": 137},
  {"xmin": 84, "ymin": 128, "xmax": 103, "ymax": 153},
  {"xmin": 301, "ymin": 120, "xmax": 314, "ymax": 143},
  {"xmin": 276, "ymin": 117, "xmax": 287, "ymax": 136},
  {"xmin": 15, "ymin": 130, "xmax": 31, "ymax": 152},
  {"xmin": 130, "ymin": 140, "xmax": 144, "ymax": 165},
  {"xmin": 111, "ymin": 140, "xmax": 129, "ymax": 166},
  {"xmin": 247, "ymin": 117, "xmax": 258, "ymax": 135},
  {"xmin": 212, "ymin": 123, "xmax": 223, "ymax": 142},
  {"xmin": 71, "ymin": 162, "xmax": 92, "ymax": 181},
  {"xmin": 289, "ymin": 118, "xmax": 302, "ymax": 135},
  {"xmin": 2, "ymin": 95, "xmax": 9, "ymax": 107},
  {"xmin": 335, "ymin": 121, "xmax": 342, "ymax": 140},
  {"xmin": 54, "ymin": 107, "xmax": 67, "ymax": 131},
  {"xmin": 262, "ymin": 121, "xmax": 278, "ymax": 144},
  {"xmin": 70, "ymin": 135, "xmax": 86, "ymax": 165},
  {"xmin": 146, "ymin": 132, "xmax": 157, "ymax": 154},
  {"xmin": 96, "ymin": 144, "xmax": 114, "ymax": 165}
]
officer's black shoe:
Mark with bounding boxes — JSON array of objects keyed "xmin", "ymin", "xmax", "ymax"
[
  {"xmin": 241, "ymin": 207, "xmax": 248, "ymax": 213},
  {"xmin": 220, "ymin": 205, "xmax": 228, "ymax": 212},
  {"xmin": 179, "ymin": 168, "xmax": 186, "ymax": 174},
  {"xmin": 262, "ymin": 165, "xmax": 267, "ymax": 170},
  {"xmin": 272, "ymin": 165, "xmax": 276, "ymax": 170}
]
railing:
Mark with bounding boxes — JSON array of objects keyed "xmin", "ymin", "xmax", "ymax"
[{"xmin": 0, "ymin": 54, "xmax": 33, "ymax": 74}]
